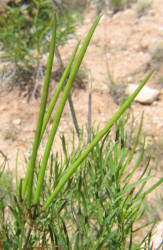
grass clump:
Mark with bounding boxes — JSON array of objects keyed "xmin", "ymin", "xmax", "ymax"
[
  {"xmin": 0, "ymin": 14, "xmax": 162, "ymax": 249},
  {"xmin": 0, "ymin": 171, "xmax": 13, "ymax": 202},
  {"xmin": 106, "ymin": 66, "xmax": 127, "ymax": 105},
  {"xmin": 0, "ymin": 0, "xmax": 81, "ymax": 97},
  {"xmin": 91, "ymin": 0, "xmax": 137, "ymax": 14},
  {"xmin": 109, "ymin": 0, "xmax": 136, "ymax": 13},
  {"xmin": 145, "ymin": 45, "xmax": 163, "ymax": 87},
  {"xmin": 3, "ymin": 125, "xmax": 19, "ymax": 141},
  {"xmin": 151, "ymin": 46, "xmax": 163, "ymax": 71},
  {"xmin": 136, "ymin": 0, "xmax": 152, "ymax": 18},
  {"xmin": 0, "ymin": 154, "xmax": 13, "ymax": 212}
]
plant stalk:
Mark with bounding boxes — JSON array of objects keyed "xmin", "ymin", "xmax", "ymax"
[{"xmin": 22, "ymin": 15, "xmax": 57, "ymax": 205}]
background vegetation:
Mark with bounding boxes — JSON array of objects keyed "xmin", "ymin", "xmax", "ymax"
[{"xmin": 0, "ymin": 0, "xmax": 82, "ymax": 98}]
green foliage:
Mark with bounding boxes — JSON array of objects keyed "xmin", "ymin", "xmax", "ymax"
[
  {"xmin": 0, "ymin": 119, "xmax": 162, "ymax": 249},
  {"xmin": 92, "ymin": 0, "xmax": 137, "ymax": 13},
  {"xmin": 0, "ymin": 0, "xmax": 78, "ymax": 63},
  {"xmin": 109, "ymin": 0, "xmax": 127, "ymax": 12},
  {"xmin": 145, "ymin": 45, "xmax": 163, "ymax": 87},
  {"xmin": 151, "ymin": 46, "xmax": 163, "ymax": 72},
  {"xmin": 136, "ymin": 0, "xmax": 152, "ymax": 18},
  {"xmin": 0, "ymin": 0, "xmax": 80, "ymax": 93},
  {"xmin": 0, "ymin": 171, "xmax": 13, "ymax": 202},
  {"xmin": 0, "ymin": 14, "xmax": 162, "ymax": 249},
  {"xmin": 107, "ymin": 66, "xmax": 127, "ymax": 105}
]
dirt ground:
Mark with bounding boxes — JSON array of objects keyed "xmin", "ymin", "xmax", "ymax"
[{"xmin": 0, "ymin": 0, "xmax": 163, "ymax": 222}]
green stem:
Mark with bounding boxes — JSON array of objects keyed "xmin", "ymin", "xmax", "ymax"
[
  {"xmin": 22, "ymin": 15, "xmax": 57, "ymax": 205},
  {"xmin": 33, "ymin": 15, "xmax": 102, "ymax": 204},
  {"xmin": 40, "ymin": 41, "xmax": 80, "ymax": 141},
  {"xmin": 22, "ymin": 41, "xmax": 79, "ymax": 200}
]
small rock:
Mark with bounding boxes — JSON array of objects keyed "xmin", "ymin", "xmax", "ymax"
[
  {"xmin": 85, "ymin": 17, "xmax": 91, "ymax": 24},
  {"xmin": 12, "ymin": 118, "xmax": 21, "ymax": 126},
  {"xmin": 126, "ymin": 84, "xmax": 160, "ymax": 104},
  {"xmin": 127, "ymin": 76, "xmax": 133, "ymax": 82}
]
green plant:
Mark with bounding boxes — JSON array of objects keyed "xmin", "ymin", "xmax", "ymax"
[
  {"xmin": 145, "ymin": 45, "xmax": 163, "ymax": 86},
  {"xmin": 110, "ymin": 0, "xmax": 138, "ymax": 12},
  {"xmin": 109, "ymin": 0, "xmax": 126, "ymax": 12},
  {"xmin": 3, "ymin": 126, "xmax": 18, "ymax": 141},
  {"xmin": 0, "ymin": 0, "xmax": 80, "ymax": 96},
  {"xmin": 93, "ymin": 0, "xmax": 137, "ymax": 13},
  {"xmin": 0, "ymin": 14, "xmax": 162, "ymax": 249},
  {"xmin": 0, "ymin": 171, "xmax": 13, "ymax": 200},
  {"xmin": 0, "ymin": 153, "xmax": 12, "ymax": 225},
  {"xmin": 151, "ymin": 46, "xmax": 163, "ymax": 72},
  {"xmin": 136, "ymin": 0, "xmax": 152, "ymax": 18},
  {"xmin": 106, "ymin": 65, "xmax": 127, "ymax": 105},
  {"xmin": 144, "ymin": 137, "xmax": 163, "ymax": 171}
]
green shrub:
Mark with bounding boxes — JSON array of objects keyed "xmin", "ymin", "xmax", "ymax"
[
  {"xmin": 91, "ymin": 0, "xmax": 137, "ymax": 13},
  {"xmin": 0, "ymin": 14, "xmax": 162, "ymax": 249},
  {"xmin": 136, "ymin": 0, "xmax": 152, "ymax": 18},
  {"xmin": 0, "ymin": 0, "xmax": 80, "ymax": 95}
]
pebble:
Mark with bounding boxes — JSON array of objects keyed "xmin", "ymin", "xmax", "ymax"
[
  {"xmin": 12, "ymin": 118, "xmax": 21, "ymax": 126},
  {"xmin": 126, "ymin": 84, "xmax": 160, "ymax": 104}
]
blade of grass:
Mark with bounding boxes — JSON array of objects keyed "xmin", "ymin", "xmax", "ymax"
[
  {"xmin": 33, "ymin": 15, "xmax": 102, "ymax": 204},
  {"xmin": 23, "ymin": 41, "xmax": 79, "ymax": 199},
  {"xmin": 40, "ymin": 41, "xmax": 80, "ymax": 141},
  {"xmin": 131, "ymin": 168, "xmax": 151, "ymax": 205},
  {"xmin": 22, "ymin": 14, "xmax": 57, "ymax": 204},
  {"xmin": 15, "ymin": 151, "xmax": 19, "ymax": 198},
  {"xmin": 87, "ymin": 71, "xmax": 92, "ymax": 144},
  {"xmin": 43, "ymin": 69, "xmax": 154, "ymax": 210},
  {"xmin": 55, "ymin": 46, "xmax": 81, "ymax": 139},
  {"xmin": 132, "ymin": 177, "xmax": 163, "ymax": 203},
  {"xmin": 123, "ymin": 146, "xmax": 145, "ymax": 190},
  {"xmin": 68, "ymin": 94, "xmax": 80, "ymax": 139},
  {"xmin": 115, "ymin": 176, "xmax": 152, "ymax": 203},
  {"xmin": 120, "ymin": 113, "xmax": 144, "ymax": 176}
]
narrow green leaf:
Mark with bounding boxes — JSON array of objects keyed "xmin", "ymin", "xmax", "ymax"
[
  {"xmin": 22, "ymin": 14, "xmax": 57, "ymax": 204},
  {"xmin": 73, "ymin": 232, "xmax": 79, "ymax": 250},
  {"xmin": 40, "ymin": 41, "xmax": 80, "ymax": 141},
  {"xmin": 132, "ymin": 163, "xmax": 151, "ymax": 202},
  {"xmin": 133, "ymin": 222, "xmax": 154, "ymax": 233},
  {"xmin": 15, "ymin": 151, "xmax": 19, "ymax": 198},
  {"xmin": 61, "ymin": 135, "xmax": 69, "ymax": 164},
  {"xmin": 34, "ymin": 15, "xmax": 102, "ymax": 204},
  {"xmin": 120, "ymin": 113, "xmax": 144, "ymax": 176},
  {"xmin": 123, "ymin": 146, "xmax": 145, "ymax": 190},
  {"xmin": 133, "ymin": 177, "xmax": 163, "ymax": 203},
  {"xmin": 116, "ymin": 176, "xmax": 152, "ymax": 202},
  {"xmin": 43, "ymin": 70, "xmax": 154, "ymax": 210}
]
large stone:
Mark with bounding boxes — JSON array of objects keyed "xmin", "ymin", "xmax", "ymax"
[{"xmin": 126, "ymin": 84, "xmax": 160, "ymax": 104}]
